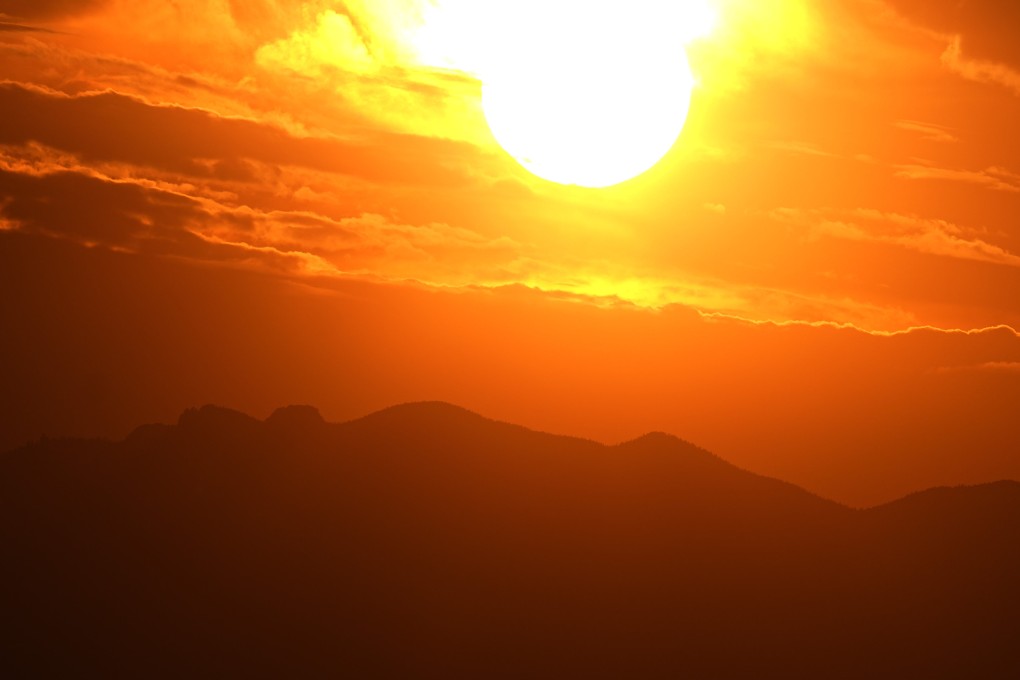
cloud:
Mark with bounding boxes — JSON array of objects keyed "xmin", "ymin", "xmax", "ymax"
[
  {"xmin": 895, "ymin": 120, "xmax": 957, "ymax": 143},
  {"xmin": 256, "ymin": 10, "xmax": 376, "ymax": 76},
  {"xmin": 936, "ymin": 361, "xmax": 1020, "ymax": 375},
  {"xmin": 0, "ymin": 0, "xmax": 545, "ymax": 151},
  {"xmin": 695, "ymin": 288, "xmax": 918, "ymax": 332},
  {"xmin": 0, "ymin": 142, "xmax": 930, "ymax": 332},
  {"xmin": 773, "ymin": 207, "xmax": 1020, "ymax": 268},
  {"xmin": 880, "ymin": 2, "xmax": 1020, "ymax": 94},
  {"xmin": 0, "ymin": 166, "xmax": 248, "ymax": 262},
  {"xmin": 0, "ymin": 79, "xmax": 926, "ymax": 331},
  {"xmin": 883, "ymin": 1, "xmax": 1020, "ymax": 67},
  {"xmin": 3, "ymin": 3, "xmax": 1018, "ymax": 337},
  {"xmin": 766, "ymin": 140, "xmax": 877, "ymax": 164},
  {"xmin": 980, "ymin": 361, "xmax": 1020, "ymax": 373},
  {"xmin": 198, "ymin": 207, "xmax": 527, "ymax": 285},
  {"xmin": 0, "ymin": 82, "xmax": 482, "ymax": 186},
  {"xmin": 250, "ymin": 3, "xmax": 484, "ymax": 142},
  {"xmin": 0, "ymin": 165, "xmax": 340, "ymax": 279},
  {"xmin": 941, "ymin": 36, "xmax": 1020, "ymax": 95},
  {"xmin": 769, "ymin": 141, "xmax": 840, "ymax": 158},
  {"xmin": 893, "ymin": 163, "xmax": 1020, "ymax": 193},
  {"xmin": 0, "ymin": 155, "xmax": 528, "ymax": 286},
  {"xmin": 499, "ymin": 262, "xmax": 922, "ymax": 331}
]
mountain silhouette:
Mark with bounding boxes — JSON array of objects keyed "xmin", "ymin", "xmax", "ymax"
[{"xmin": 2, "ymin": 403, "xmax": 1018, "ymax": 678}]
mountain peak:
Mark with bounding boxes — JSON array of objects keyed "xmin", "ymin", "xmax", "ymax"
[
  {"xmin": 266, "ymin": 404, "xmax": 325, "ymax": 429},
  {"xmin": 624, "ymin": 431, "xmax": 683, "ymax": 446},
  {"xmin": 4, "ymin": 401, "xmax": 1020, "ymax": 677},
  {"xmin": 373, "ymin": 401, "xmax": 484, "ymax": 419},
  {"xmin": 351, "ymin": 401, "xmax": 493, "ymax": 430},
  {"xmin": 617, "ymin": 430, "xmax": 719, "ymax": 460}
]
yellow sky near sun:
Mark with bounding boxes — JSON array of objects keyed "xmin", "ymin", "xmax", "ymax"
[
  {"xmin": 252, "ymin": 0, "xmax": 821, "ymax": 142},
  {"xmin": 43, "ymin": 0, "xmax": 830, "ymax": 158}
]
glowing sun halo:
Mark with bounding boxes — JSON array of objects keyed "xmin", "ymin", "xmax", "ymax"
[
  {"xmin": 485, "ymin": 8, "xmax": 704, "ymax": 187},
  {"xmin": 413, "ymin": 1, "xmax": 716, "ymax": 187}
]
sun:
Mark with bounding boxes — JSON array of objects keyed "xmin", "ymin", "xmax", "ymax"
[
  {"xmin": 482, "ymin": 33, "xmax": 693, "ymax": 188},
  {"xmin": 481, "ymin": 3, "xmax": 705, "ymax": 188},
  {"xmin": 413, "ymin": 1, "xmax": 715, "ymax": 188}
]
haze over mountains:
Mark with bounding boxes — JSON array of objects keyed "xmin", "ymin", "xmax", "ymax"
[
  {"xmin": 3, "ymin": 402, "xmax": 1018, "ymax": 677},
  {"xmin": 4, "ymin": 231, "xmax": 1020, "ymax": 509}
]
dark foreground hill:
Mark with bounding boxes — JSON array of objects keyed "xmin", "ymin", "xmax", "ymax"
[{"xmin": 2, "ymin": 403, "xmax": 1018, "ymax": 678}]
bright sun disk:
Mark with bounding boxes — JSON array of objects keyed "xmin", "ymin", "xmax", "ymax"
[{"xmin": 415, "ymin": 1, "xmax": 716, "ymax": 188}]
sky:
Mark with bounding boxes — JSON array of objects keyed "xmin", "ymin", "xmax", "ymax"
[{"xmin": 2, "ymin": 0, "xmax": 1019, "ymax": 506}]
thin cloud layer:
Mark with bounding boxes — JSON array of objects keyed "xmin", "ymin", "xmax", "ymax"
[
  {"xmin": 773, "ymin": 207, "xmax": 1020, "ymax": 267},
  {"xmin": 894, "ymin": 163, "xmax": 1020, "ymax": 193},
  {"xmin": 895, "ymin": 120, "xmax": 958, "ymax": 144}
]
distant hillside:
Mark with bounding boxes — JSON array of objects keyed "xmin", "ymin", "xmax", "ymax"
[{"xmin": 2, "ymin": 403, "xmax": 1018, "ymax": 678}]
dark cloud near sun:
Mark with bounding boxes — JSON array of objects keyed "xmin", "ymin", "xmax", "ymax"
[
  {"xmin": 0, "ymin": 168, "xmax": 319, "ymax": 275},
  {"xmin": 0, "ymin": 0, "xmax": 109, "ymax": 21},
  {"xmin": 0, "ymin": 168, "xmax": 197, "ymax": 247},
  {"xmin": 0, "ymin": 83, "xmax": 480, "ymax": 187},
  {"xmin": 0, "ymin": 160, "xmax": 516, "ymax": 284}
]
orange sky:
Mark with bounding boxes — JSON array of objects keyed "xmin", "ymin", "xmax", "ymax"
[{"xmin": 2, "ymin": 0, "xmax": 1019, "ymax": 506}]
